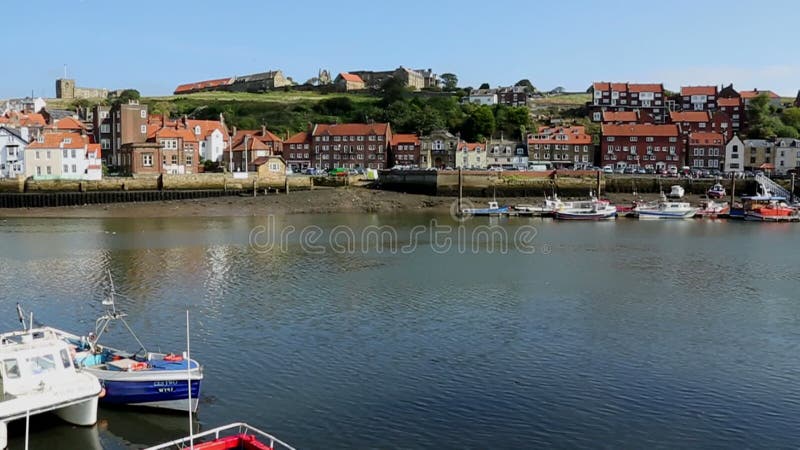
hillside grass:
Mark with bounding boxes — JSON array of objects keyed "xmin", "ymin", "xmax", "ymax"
[
  {"xmin": 530, "ymin": 93, "xmax": 590, "ymax": 107},
  {"xmin": 145, "ymin": 90, "xmax": 380, "ymax": 105}
]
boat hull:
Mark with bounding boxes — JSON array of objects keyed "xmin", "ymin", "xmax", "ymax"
[
  {"xmin": 53, "ymin": 396, "xmax": 99, "ymax": 426},
  {"xmin": 744, "ymin": 212, "xmax": 800, "ymax": 222},
  {"xmin": 636, "ymin": 209, "xmax": 697, "ymax": 220},
  {"xmin": 98, "ymin": 377, "xmax": 202, "ymax": 412},
  {"xmin": 554, "ymin": 211, "xmax": 617, "ymax": 220}
]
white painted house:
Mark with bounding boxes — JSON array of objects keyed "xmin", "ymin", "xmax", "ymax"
[
  {"xmin": 187, "ymin": 119, "xmax": 229, "ymax": 162},
  {"xmin": 0, "ymin": 126, "xmax": 29, "ymax": 178},
  {"xmin": 25, "ymin": 132, "xmax": 101, "ymax": 180},
  {"xmin": 723, "ymin": 135, "xmax": 744, "ymax": 174},
  {"xmin": 466, "ymin": 89, "xmax": 498, "ymax": 106},
  {"xmin": 775, "ymin": 138, "xmax": 800, "ymax": 175}
]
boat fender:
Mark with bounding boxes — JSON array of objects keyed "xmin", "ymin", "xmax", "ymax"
[
  {"xmin": 129, "ymin": 362, "xmax": 148, "ymax": 371},
  {"xmin": 99, "ymin": 387, "xmax": 106, "ymax": 398},
  {"xmin": 164, "ymin": 353, "xmax": 184, "ymax": 362}
]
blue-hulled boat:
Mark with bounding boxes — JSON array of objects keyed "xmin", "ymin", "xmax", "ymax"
[
  {"xmin": 25, "ymin": 273, "xmax": 203, "ymax": 412},
  {"xmin": 462, "ymin": 201, "xmax": 510, "ymax": 216}
]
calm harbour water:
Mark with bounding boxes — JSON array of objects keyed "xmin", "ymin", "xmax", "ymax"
[{"xmin": 1, "ymin": 214, "xmax": 799, "ymax": 449}]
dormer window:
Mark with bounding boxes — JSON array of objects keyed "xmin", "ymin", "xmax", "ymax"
[
  {"xmin": 37, "ymin": 136, "xmax": 44, "ymax": 143},
  {"xmin": 194, "ymin": 126, "xmax": 201, "ymax": 135},
  {"xmin": 63, "ymin": 138, "xmax": 72, "ymax": 144}
]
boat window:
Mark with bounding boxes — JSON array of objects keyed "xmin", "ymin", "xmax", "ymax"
[
  {"xmin": 3, "ymin": 359, "xmax": 20, "ymax": 379},
  {"xmin": 60, "ymin": 348, "xmax": 72, "ymax": 369},
  {"xmin": 29, "ymin": 354, "xmax": 57, "ymax": 374}
]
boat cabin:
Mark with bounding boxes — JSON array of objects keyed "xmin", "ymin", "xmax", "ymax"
[{"xmin": 0, "ymin": 329, "xmax": 76, "ymax": 399}]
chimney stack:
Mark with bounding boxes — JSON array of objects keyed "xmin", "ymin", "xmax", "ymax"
[{"xmin": 261, "ymin": 124, "xmax": 266, "ymax": 136}]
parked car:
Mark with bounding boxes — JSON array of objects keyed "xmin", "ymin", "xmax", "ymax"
[
  {"xmin": 614, "ymin": 167, "xmax": 625, "ymax": 174},
  {"xmin": 603, "ymin": 166, "xmax": 614, "ymax": 174},
  {"xmin": 637, "ymin": 168, "xmax": 647, "ymax": 174},
  {"xmin": 623, "ymin": 167, "xmax": 636, "ymax": 174}
]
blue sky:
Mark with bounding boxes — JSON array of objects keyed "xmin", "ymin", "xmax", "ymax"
[{"xmin": 4, "ymin": 0, "xmax": 799, "ymax": 99}]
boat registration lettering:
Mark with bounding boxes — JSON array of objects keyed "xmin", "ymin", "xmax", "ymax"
[{"xmin": 153, "ymin": 381, "xmax": 180, "ymax": 387}]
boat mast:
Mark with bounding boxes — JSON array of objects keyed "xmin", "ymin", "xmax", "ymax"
[{"xmin": 186, "ymin": 310, "xmax": 193, "ymax": 449}]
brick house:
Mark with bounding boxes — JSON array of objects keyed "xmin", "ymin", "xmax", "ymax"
[
  {"xmin": 740, "ymin": 89, "xmax": 781, "ymax": 108},
  {"xmin": 118, "ymin": 142, "xmax": 163, "ymax": 175},
  {"xmin": 149, "ymin": 127, "xmax": 200, "ymax": 174},
  {"xmin": 226, "ymin": 127, "xmax": 283, "ymax": 171},
  {"xmin": 311, "ymin": 123, "xmax": 392, "ymax": 170},
  {"xmin": 588, "ymin": 82, "xmax": 668, "ymax": 123},
  {"xmin": 680, "ymin": 86, "xmax": 718, "ymax": 111},
  {"xmin": 602, "ymin": 111, "xmax": 640, "ymax": 124},
  {"xmin": 669, "ymin": 111, "xmax": 712, "ymax": 136},
  {"xmin": 687, "ymin": 132, "xmax": 724, "ymax": 170},
  {"xmin": 601, "ymin": 124, "xmax": 683, "ymax": 172},
  {"xmin": 91, "ymin": 102, "xmax": 148, "ymax": 166},
  {"xmin": 334, "ymin": 73, "xmax": 365, "ymax": 92},
  {"xmin": 529, "ymin": 126, "xmax": 594, "ymax": 169},
  {"xmin": 717, "ymin": 97, "xmax": 744, "ymax": 131},
  {"xmin": 283, "ymin": 131, "xmax": 312, "ymax": 171},
  {"xmin": 254, "ymin": 155, "xmax": 287, "ymax": 184},
  {"xmin": 496, "ymin": 86, "xmax": 529, "ymax": 107},
  {"xmin": 389, "ymin": 133, "xmax": 421, "ymax": 167}
]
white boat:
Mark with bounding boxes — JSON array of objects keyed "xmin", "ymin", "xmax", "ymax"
[
  {"xmin": 667, "ymin": 185, "xmax": 685, "ymax": 199},
  {"xmin": 554, "ymin": 198, "xmax": 617, "ymax": 220},
  {"xmin": 634, "ymin": 193, "xmax": 698, "ymax": 220},
  {"xmin": 0, "ymin": 326, "xmax": 102, "ymax": 449},
  {"xmin": 145, "ymin": 422, "xmax": 295, "ymax": 450}
]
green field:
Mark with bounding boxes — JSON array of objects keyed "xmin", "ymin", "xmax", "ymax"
[{"xmin": 531, "ymin": 93, "xmax": 590, "ymax": 107}]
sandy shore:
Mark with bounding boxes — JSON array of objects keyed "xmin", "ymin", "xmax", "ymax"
[{"xmin": 0, "ymin": 187, "xmax": 716, "ymax": 219}]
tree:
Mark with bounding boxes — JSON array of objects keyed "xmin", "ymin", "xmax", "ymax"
[
  {"xmin": 379, "ymin": 77, "xmax": 409, "ymax": 107},
  {"xmin": 775, "ymin": 124, "xmax": 799, "ymax": 139},
  {"xmin": 70, "ymin": 98, "xmax": 92, "ymax": 110},
  {"xmin": 114, "ymin": 89, "xmax": 141, "ymax": 105},
  {"xmin": 515, "ymin": 79, "xmax": 536, "ymax": 93},
  {"xmin": 781, "ymin": 107, "xmax": 800, "ymax": 130},
  {"xmin": 479, "ymin": 83, "xmax": 490, "ymax": 90},
  {"xmin": 440, "ymin": 73, "xmax": 458, "ymax": 91},
  {"xmin": 461, "ymin": 105, "xmax": 495, "ymax": 141}
]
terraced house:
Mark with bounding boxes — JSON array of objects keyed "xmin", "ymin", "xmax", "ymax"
[
  {"xmin": 389, "ymin": 134, "xmax": 421, "ymax": 167},
  {"xmin": 528, "ymin": 126, "xmax": 593, "ymax": 169},
  {"xmin": 600, "ymin": 124, "xmax": 683, "ymax": 172},
  {"xmin": 588, "ymin": 82, "xmax": 668, "ymax": 123},
  {"xmin": 687, "ymin": 132, "xmax": 725, "ymax": 170},
  {"xmin": 24, "ymin": 132, "xmax": 101, "ymax": 180},
  {"xmin": 311, "ymin": 123, "xmax": 392, "ymax": 170},
  {"xmin": 680, "ymin": 86, "xmax": 718, "ymax": 111},
  {"xmin": 0, "ymin": 126, "xmax": 28, "ymax": 178}
]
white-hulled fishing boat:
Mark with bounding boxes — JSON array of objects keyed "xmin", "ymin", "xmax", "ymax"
[
  {"xmin": 634, "ymin": 193, "xmax": 698, "ymax": 220},
  {"xmin": 0, "ymin": 325, "xmax": 102, "ymax": 449},
  {"xmin": 553, "ymin": 197, "xmax": 617, "ymax": 220}
]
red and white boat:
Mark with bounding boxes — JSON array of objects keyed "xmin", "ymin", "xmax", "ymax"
[
  {"xmin": 695, "ymin": 200, "xmax": 730, "ymax": 218},
  {"xmin": 745, "ymin": 200, "xmax": 799, "ymax": 222},
  {"xmin": 145, "ymin": 422, "xmax": 295, "ymax": 450}
]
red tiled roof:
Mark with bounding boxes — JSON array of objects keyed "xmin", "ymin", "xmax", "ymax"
[
  {"xmin": 232, "ymin": 136, "xmax": 270, "ymax": 151},
  {"xmin": 28, "ymin": 132, "xmax": 88, "ymax": 149},
  {"xmin": 87, "ymin": 143, "xmax": 102, "ymax": 160},
  {"xmin": 681, "ymin": 86, "xmax": 717, "ymax": 96},
  {"xmin": 186, "ymin": 119, "xmax": 229, "ymax": 140},
  {"xmin": 458, "ymin": 142, "xmax": 484, "ymax": 152},
  {"xmin": 174, "ymin": 77, "xmax": 233, "ymax": 94},
  {"xmin": 16, "ymin": 113, "xmax": 47, "ymax": 127},
  {"xmin": 593, "ymin": 82, "xmax": 610, "ymax": 91},
  {"xmin": 717, "ymin": 97, "xmax": 741, "ymax": 107},
  {"xmin": 338, "ymin": 72, "xmax": 364, "ymax": 83},
  {"xmin": 689, "ymin": 132, "xmax": 724, "ymax": 144},
  {"xmin": 610, "ymin": 82, "xmax": 627, "ymax": 91},
  {"xmin": 530, "ymin": 126, "xmax": 592, "ymax": 145},
  {"xmin": 740, "ymin": 89, "xmax": 779, "ymax": 99},
  {"xmin": 152, "ymin": 127, "xmax": 198, "ymax": 142},
  {"xmin": 252, "ymin": 155, "xmax": 284, "ymax": 166},
  {"xmin": 391, "ymin": 133, "xmax": 419, "ymax": 146},
  {"xmin": 628, "ymin": 83, "xmax": 663, "ymax": 93},
  {"xmin": 284, "ymin": 131, "xmax": 310, "ymax": 144},
  {"xmin": 52, "ymin": 117, "xmax": 86, "ymax": 131},
  {"xmin": 602, "ymin": 111, "xmax": 638, "ymax": 122},
  {"xmin": 313, "ymin": 123, "xmax": 389, "ymax": 136},
  {"xmin": 602, "ymin": 124, "xmax": 679, "ymax": 137},
  {"xmin": 670, "ymin": 111, "xmax": 711, "ymax": 123}
]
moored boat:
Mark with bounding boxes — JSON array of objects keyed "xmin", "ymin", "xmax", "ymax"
[
  {"xmin": 667, "ymin": 185, "xmax": 685, "ymax": 199},
  {"xmin": 707, "ymin": 183, "xmax": 726, "ymax": 199},
  {"xmin": 695, "ymin": 200, "xmax": 730, "ymax": 218},
  {"xmin": 633, "ymin": 193, "xmax": 698, "ymax": 220},
  {"xmin": 0, "ymin": 326, "xmax": 102, "ymax": 449},
  {"xmin": 554, "ymin": 198, "xmax": 617, "ymax": 220},
  {"xmin": 145, "ymin": 422, "xmax": 295, "ymax": 450},
  {"xmin": 462, "ymin": 201, "xmax": 510, "ymax": 216}
]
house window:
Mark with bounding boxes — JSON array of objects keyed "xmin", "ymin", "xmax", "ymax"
[
  {"xmin": 142, "ymin": 154, "xmax": 153, "ymax": 166},
  {"xmin": 141, "ymin": 125, "xmax": 147, "ymax": 133},
  {"xmin": 140, "ymin": 110, "xmax": 147, "ymax": 118},
  {"xmin": 101, "ymin": 124, "xmax": 110, "ymax": 133},
  {"xmin": 186, "ymin": 155, "xmax": 193, "ymax": 165},
  {"xmin": 72, "ymin": 164, "xmax": 77, "ymax": 173},
  {"xmin": 36, "ymin": 166, "xmax": 41, "ymax": 175},
  {"xmin": 63, "ymin": 149, "xmax": 69, "ymax": 158},
  {"xmin": 63, "ymin": 164, "xmax": 69, "ymax": 172},
  {"xmin": 46, "ymin": 166, "xmax": 52, "ymax": 175},
  {"xmin": 172, "ymin": 155, "xmax": 178, "ymax": 164},
  {"xmin": 606, "ymin": 137, "xmax": 615, "ymax": 142}
]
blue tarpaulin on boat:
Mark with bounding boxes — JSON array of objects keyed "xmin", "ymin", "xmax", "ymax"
[{"xmin": 148, "ymin": 359, "xmax": 199, "ymax": 370}]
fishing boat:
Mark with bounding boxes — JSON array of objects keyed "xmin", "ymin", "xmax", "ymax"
[
  {"xmin": 28, "ymin": 274, "xmax": 203, "ymax": 412},
  {"xmin": 695, "ymin": 200, "xmax": 730, "ymax": 218},
  {"xmin": 666, "ymin": 185, "xmax": 685, "ymax": 199},
  {"xmin": 707, "ymin": 183, "xmax": 726, "ymax": 199},
  {"xmin": 462, "ymin": 201, "xmax": 510, "ymax": 216},
  {"xmin": 554, "ymin": 197, "xmax": 617, "ymax": 220},
  {"xmin": 729, "ymin": 182, "xmax": 799, "ymax": 221},
  {"xmin": 0, "ymin": 325, "xmax": 102, "ymax": 450},
  {"xmin": 633, "ymin": 193, "xmax": 698, "ymax": 220},
  {"xmin": 145, "ymin": 422, "xmax": 295, "ymax": 450}
]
